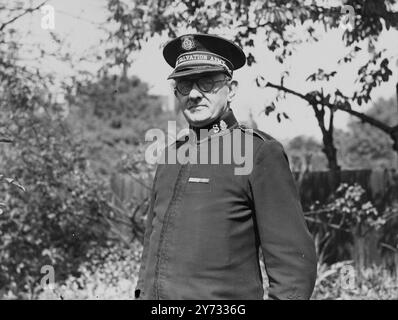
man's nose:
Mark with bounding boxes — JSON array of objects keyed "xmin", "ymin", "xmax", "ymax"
[{"xmin": 188, "ymin": 83, "xmax": 203, "ymax": 101}]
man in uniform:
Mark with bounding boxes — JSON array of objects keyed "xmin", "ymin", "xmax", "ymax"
[{"xmin": 134, "ymin": 33, "xmax": 317, "ymax": 300}]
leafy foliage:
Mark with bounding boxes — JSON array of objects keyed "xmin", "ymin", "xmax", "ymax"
[
  {"xmin": 105, "ymin": 0, "xmax": 347, "ymax": 66},
  {"xmin": 285, "ymin": 135, "xmax": 328, "ymax": 171},
  {"xmin": 36, "ymin": 242, "xmax": 141, "ymax": 300},
  {"xmin": 0, "ymin": 102, "xmax": 113, "ymax": 298},
  {"xmin": 342, "ymin": 97, "xmax": 397, "ymax": 169},
  {"xmin": 68, "ymin": 75, "xmax": 176, "ymax": 176},
  {"xmin": 0, "ymin": 8, "xmax": 120, "ymax": 296},
  {"xmin": 313, "ymin": 260, "xmax": 398, "ymax": 299},
  {"xmin": 326, "ymin": 183, "xmax": 385, "ymax": 233}
]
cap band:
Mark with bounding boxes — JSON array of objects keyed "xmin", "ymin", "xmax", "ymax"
[{"xmin": 176, "ymin": 51, "xmax": 232, "ymax": 73}]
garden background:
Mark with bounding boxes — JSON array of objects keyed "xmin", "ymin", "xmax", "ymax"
[{"xmin": 1, "ymin": 0, "xmax": 398, "ymax": 299}]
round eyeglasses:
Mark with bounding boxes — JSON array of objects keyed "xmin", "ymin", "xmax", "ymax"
[{"xmin": 175, "ymin": 76, "xmax": 231, "ymax": 96}]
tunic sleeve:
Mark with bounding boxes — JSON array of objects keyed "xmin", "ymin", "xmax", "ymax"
[{"xmin": 248, "ymin": 140, "xmax": 317, "ymax": 300}]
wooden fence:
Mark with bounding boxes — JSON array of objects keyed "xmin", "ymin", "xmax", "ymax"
[
  {"xmin": 110, "ymin": 172, "xmax": 151, "ymax": 206},
  {"xmin": 293, "ymin": 169, "xmax": 398, "ymax": 210},
  {"xmin": 110, "ymin": 169, "xmax": 398, "ymax": 208}
]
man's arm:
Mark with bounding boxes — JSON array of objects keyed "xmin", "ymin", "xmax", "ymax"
[
  {"xmin": 248, "ymin": 140, "xmax": 317, "ymax": 300},
  {"xmin": 134, "ymin": 168, "xmax": 159, "ymax": 300}
]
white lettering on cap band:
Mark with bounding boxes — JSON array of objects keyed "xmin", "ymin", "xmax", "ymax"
[{"xmin": 176, "ymin": 51, "xmax": 232, "ymax": 71}]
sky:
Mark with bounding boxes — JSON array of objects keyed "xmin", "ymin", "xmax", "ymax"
[{"xmin": 10, "ymin": 0, "xmax": 398, "ymax": 143}]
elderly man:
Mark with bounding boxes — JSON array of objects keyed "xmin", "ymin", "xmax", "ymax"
[{"xmin": 134, "ymin": 33, "xmax": 317, "ymax": 300}]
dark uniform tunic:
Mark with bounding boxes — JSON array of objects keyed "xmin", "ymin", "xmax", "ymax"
[{"xmin": 135, "ymin": 109, "xmax": 317, "ymax": 300}]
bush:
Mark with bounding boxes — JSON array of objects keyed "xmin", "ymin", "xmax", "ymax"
[
  {"xmin": 313, "ymin": 261, "xmax": 398, "ymax": 299},
  {"xmin": 36, "ymin": 241, "xmax": 141, "ymax": 300},
  {"xmin": 0, "ymin": 109, "xmax": 114, "ymax": 298},
  {"xmin": 307, "ymin": 183, "xmax": 387, "ymax": 265}
]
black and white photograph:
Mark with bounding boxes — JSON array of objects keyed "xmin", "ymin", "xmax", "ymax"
[{"xmin": 0, "ymin": 0, "xmax": 397, "ymax": 302}]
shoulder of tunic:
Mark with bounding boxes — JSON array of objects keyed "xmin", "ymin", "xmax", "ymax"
[
  {"xmin": 238, "ymin": 124, "xmax": 279, "ymax": 144},
  {"xmin": 238, "ymin": 124, "xmax": 289, "ymax": 163}
]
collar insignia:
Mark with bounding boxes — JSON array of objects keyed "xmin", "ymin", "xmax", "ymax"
[
  {"xmin": 212, "ymin": 120, "xmax": 228, "ymax": 134},
  {"xmin": 220, "ymin": 120, "xmax": 228, "ymax": 131}
]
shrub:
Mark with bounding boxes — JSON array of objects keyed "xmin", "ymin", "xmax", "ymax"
[
  {"xmin": 36, "ymin": 241, "xmax": 141, "ymax": 300},
  {"xmin": 307, "ymin": 183, "xmax": 387, "ymax": 265},
  {"xmin": 0, "ymin": 111, "xmax": 114, "ymax": 298},
  {"xmin": 313, "ymin": 260, "xmax": 398, "ymax": 299}
]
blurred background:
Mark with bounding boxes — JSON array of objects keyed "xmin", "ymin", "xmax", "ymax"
[{"xmin": 0, "ymin": 0, "xmax": 397, "ymax": 299}]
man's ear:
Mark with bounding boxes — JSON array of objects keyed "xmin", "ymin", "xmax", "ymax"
[
  {"xmin": 227, "ymin": 80, "xmax": 238, "ymax": 102},
  {"xmin": 170, "ymin": 80, "xmax": 178, "ymax": 97}
]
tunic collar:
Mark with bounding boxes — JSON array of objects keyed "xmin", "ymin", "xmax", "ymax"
[{"xmin": 189, "ymin": 108, "xmax": 238, "ymax": 141}]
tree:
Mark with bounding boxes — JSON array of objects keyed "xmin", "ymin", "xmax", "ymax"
[
  {"xmin": 0, "ymin": 58, "xmax": 118, "ymax": 297},
  {"xmin": 285, "ymin": 135, "xmax": 328, "ymax": 172},
  {"xmin": 0, "ymin": 1, "xmax": 114, "ymax": 298},
  {"xmin": 68, "ymin": 75, "xmax": 175, "ymax": 175},
  {"xmin": 341, "ymin": 97, "xmax": 398, "ymax": 169}
]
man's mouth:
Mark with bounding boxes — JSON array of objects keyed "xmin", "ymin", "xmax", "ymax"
[{"xmin": 188, "ymin": 104, "xmax": 206, "ymax": 110}]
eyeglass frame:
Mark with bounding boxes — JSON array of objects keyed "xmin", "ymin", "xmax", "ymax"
[{"xmin": 174, "ymin": 74, "xmax": 232, "ymax": 96}]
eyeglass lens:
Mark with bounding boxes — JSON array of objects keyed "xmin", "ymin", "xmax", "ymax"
[{"xmin": 176, "ymin": 77, "xmax": 227, "ymax": 95}]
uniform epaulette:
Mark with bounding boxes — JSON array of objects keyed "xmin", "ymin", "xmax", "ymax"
[
  {"xmin": 238, "ymin": 124, "xmax": 289, "ymax": 163},
  {"xmin": 238, "ymin": 124, "xmax": 277, "ymax": 143}
]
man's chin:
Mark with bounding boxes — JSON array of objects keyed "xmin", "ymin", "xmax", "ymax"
[{"xmin": 185, "ymin": 112, "xmax": 213, "ymax": 128}]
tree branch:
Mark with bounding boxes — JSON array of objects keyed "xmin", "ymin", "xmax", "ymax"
[
  {"xmin": 265, "ymin": 81, "xmax": 394, "ymax": 135},
  {"xmin": 329, "ymin": 107, "xmax": 334, "ymax": 135},
  {"xmin": 337, "ymin": 105, "xmax": 393, "ymax": 133},
  {"xmin": 265, "ymin": 81, "xmax": 308, "ymax": 101},
  {"xmin": 313, "ymin": 105, "xmax": 327, "ymax": 135},
  {"xmin": 396, "ymin": 82, "xmax": 398, "ymax": 113}
]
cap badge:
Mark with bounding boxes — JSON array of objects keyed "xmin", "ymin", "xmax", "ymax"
[{"xmin": 181, "ymin": 36, "xmax": 196, "ymax": 51}]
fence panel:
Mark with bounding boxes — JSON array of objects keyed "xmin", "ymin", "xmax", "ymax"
[{"xmin": 293, "ymin": 169, "xmax": 397, "ymax": 210}]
